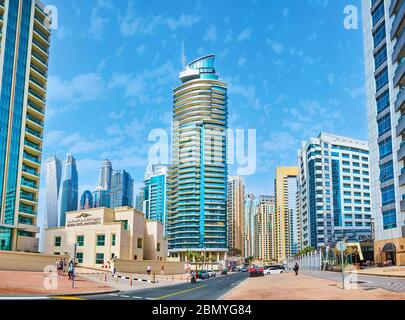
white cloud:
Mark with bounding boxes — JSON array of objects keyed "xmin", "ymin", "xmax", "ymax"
[
  {"xmin": 204, "ymin": 25, "xmax": 218, "ymax": 42},
  {"xmin": 267, "ymin": 40, "xmax": 284, "ymax": 54},
  {"xmin": 85, "ymin": 0, "xmax": 114, "ymax": 41},
  {"xmin": 238, "ymin": 57, "xmax": 247, "ymax": 67},
  {"xmin": 237, "ymin": 28, "xmax": 252, "ymax": 42},
  {"xmin": 282, "ymin": 7, "xmax": 290, "ymax": 18},
  {"xmin": 136, "ymin": 44, "xmax": 147, "ymax": 55}
]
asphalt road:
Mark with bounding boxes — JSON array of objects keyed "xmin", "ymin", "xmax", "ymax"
[
  {"xmin": 82, "ymin": 272, "xmax": 249, "ymax": 300},
  {"xmin": 303, "ymin": 270, "xmax": 405, "ymax": 292}
]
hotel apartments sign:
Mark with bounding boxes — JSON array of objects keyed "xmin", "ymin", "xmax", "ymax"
[{"xmin": 67, "ymin": 212, "xmax": 102, "ymax": 228}]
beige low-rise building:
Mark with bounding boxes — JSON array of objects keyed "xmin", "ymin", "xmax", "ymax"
[{"xmin": 44, "ymin": 207, "xmax": 167, "ymax": 268}]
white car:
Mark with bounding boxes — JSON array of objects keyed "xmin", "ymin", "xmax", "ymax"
[
  {"xmin": 206, "ymin": 270, "xmax": 216, "ymax": 277},
  {"xmin": 264, "ymin": 266, "xmax": 285, "ymax": 275}
]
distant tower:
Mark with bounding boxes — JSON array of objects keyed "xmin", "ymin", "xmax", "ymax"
[
  {"xmin": 111, "ymin": 170, "xmax": 134, "ymax": 208},
  {"xmin": 99, "ymin": 159, "xmax": 112, "ymax": 191},
  {"xmin": 58, "ymin": 154, "xmax": 79, "ymax": 226},
  {"xmin": 80, "ymin": 190, "xmax": 93, "ymax": 209},
  {"xmin": 45, "ymin": 156, "xmax": 62, "ymax": 228}
]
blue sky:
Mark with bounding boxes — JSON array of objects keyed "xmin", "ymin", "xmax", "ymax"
[{"xmin": 38, "ymin": 0, "xmax": 367, "ymax": 225}]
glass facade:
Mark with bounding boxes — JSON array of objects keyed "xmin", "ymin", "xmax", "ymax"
[
  {"xmin": 45, "ymin": 156, "xmax": 61, "ymax": 228},
  {"xmin": 59, "ymin": 154, "xmax": 79, "ymax": 226},
  {"xmin": 168, "ymin": 55, "xmax": 228, "ymax": 256},
  {"xmin": 0, "ymin": 0, "xmax": 51, "ymax": 251},
  {"xmin": 80, "ymin": 190, "xmax": 93, "ymax": 209},
  {"xmin": 111, "ymin": 170, "xmax": 134, "ymax": 208}
]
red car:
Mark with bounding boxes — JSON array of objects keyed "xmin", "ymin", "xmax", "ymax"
[{"xmin": 249, "ymin": 265, "xmax": 264, "ymax": 277}]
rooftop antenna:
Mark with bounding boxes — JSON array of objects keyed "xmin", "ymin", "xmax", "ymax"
[{"xmin": 181, "ymin": 41, "xmax": 186, "ymax": 69}]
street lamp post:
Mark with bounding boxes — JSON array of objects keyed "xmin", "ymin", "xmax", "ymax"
[{"xmin": 72, "ymin": 243, "xmax": 77, "ymax": 289}]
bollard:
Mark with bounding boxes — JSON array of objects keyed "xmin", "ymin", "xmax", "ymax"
[
  {"xmin": 153, "ymin": 272, "xmax": 156, "ymax": 283},
  {"xmin": 100, "ymin": 273, "xmax": 102, "ymax": 282},
  {"xmin": 105, "ymin": 273, "xmax": 107, "ymax": 282},
  {"xmin": 172, "ymin": 275, "xmax": 174, "ymax": 282},
  {"xmin": 130, "ymin": 274, "xmax": 133, "ymax": 287}
]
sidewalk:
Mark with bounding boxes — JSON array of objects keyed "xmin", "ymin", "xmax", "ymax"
[
  {"xmin": 223, "ymin": 273, "xmax": 405, "ymax": 300},
  {"xmin": 351, "ymin": 266, "xmax": 405, "ymax": 278},
  {"xmin": 0, "ymin": 270, "xmax": 116, "ymax": 296}
]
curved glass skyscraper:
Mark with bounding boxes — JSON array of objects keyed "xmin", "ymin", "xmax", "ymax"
[
  {"xmin": 99, "ymin": 159, "xmax": 112, "ymax": 191},
  {"xmin": 59, "ymin": 154, "xmax": 78, "ymax": 226},
  {"xmin": 168, "ymin": 55, "xmax": 228, "ymax": 261},
  {"xmin": 45, "ymin": 156, "xmax": 61, "ymax": 228}
]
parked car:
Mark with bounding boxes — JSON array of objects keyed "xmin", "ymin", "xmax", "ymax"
[
  {"xmin": 206, "ymin": 270, "xmax": 216, "ymax": 278},
  {"xmin": 197, "ymin": 270, "xmax": 209, "ymax": 279},
  {"xmin": 264, "ymin": 266, "xmax": 285, "ymax": 275},
  {"xmin": 249, "ymin": 265, "xmax": 264, "ymax": 277},
  {"xmin": 273, "ymin": 265, "xmax": 286, "ymax": 271},
  {"xmin": 240, "ymin": 267, "xmax": 248, "ymax": 272}
]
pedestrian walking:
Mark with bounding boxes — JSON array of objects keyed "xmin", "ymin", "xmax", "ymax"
[
  {"xmin": 293, "ymin": 263, "xmax": 300, "ymax": 276},
  {"xmin": 55, "ymin": 259, "xmax": 60, "ymax": 276},
  {"xmin": 147, "ymin": 265, "xmax": 151, "ymax": 275},
  {"xmin": 68, "ymin": 260, "xmax": 74, "ymax": 280},
  {"xmin": 62, "ymin": 258, "xmax": 67, "ymax": 275},
  {"xmin": 160, "ymin": 265, "xmax": 165, "ymax": 275}
]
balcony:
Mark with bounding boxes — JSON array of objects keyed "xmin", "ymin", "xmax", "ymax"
[
  {"xmin": 22, "ymin": 165, "xmax": 39, "ymax": 177},
  {"xmin": 20, "ymin": 192, "xmax": 37, "ymax": 204},
  {"xmin": 32, "ymin": 38, "xmax": 48, "ymax": 56},
  {"xmin": 19, "ymin": 205, "xmax": 36, "ymax": 216},
  {"xmin": 23, "ymin": 151, "xmax": 40, "ymax": 165},
  {"xmin": 390, "ymin": 3, "xmax": 405, "ymax": 40},
  {"xmin": 393, "ymin": 28, "xmax": 405, "ymax": 63},
  {"xmin": 26, "ymin": 114, "xmax": 43, "ymax": 128},
  {"xmin": 30, "ymin": 63, "xmax": 47, "ymax": 80},
  {"xmin": 389, "ymin": 0, "xmax": 401, "ymax": 16},
  {"xmin": 397, "ymin": 114, "xmax": 405, "ymax": 136},
  {"xmin": 24, "ymin": 140, "xmax": 41, "ymax": 154},
  {"xmin": 25, "ymin": 127, "xmax": 42, "ymax": 140},
  {"xmin": 21, "ymin": 178, "xmax": 38, "ymax": 190},
  {"xmin": 29, "ymin": 76, "xmax": 46, "ymax": 93},
  {"xmin": 394, "ymin": 60, "xmax": 405, "ymax": 88},
  {"xmin": 395, "ymin": 88, "xmax": 405, "ymax": 112},
  {"xmin": 27, "ymin": 102, "xmax": 44, "ymax": 117},
  {"xmin": 397, "ymin": 141, "xmax": 405, "ymax": 161}
]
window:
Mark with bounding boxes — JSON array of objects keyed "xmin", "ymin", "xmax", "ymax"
[
  {"xmin": 372, "ymin": 2, "xmax": 385, "ymax": 26},
  {"xmin": 76, "ymin": 252, "xmax": 83, "ymax": 264},
  {"xmin": 375, "ymin": 67, "xmax": 388, "ymax": 91},
  {"xmin": 96, "ymin": 234, "xmax": 105, "ymax": 246},
  {"xmin": 381, "ymin": 184, "xmax": 395, "ymax": 206},
  {"xmin": 111, "ymin": 234, "xmax": 116, "ymax": 246},
  {"xmin": 134, "ymin": 255, "xmax": 138, "ymax": 260},
  {"xmin": 54, "ymin": 237, "xmax": 61, "ymax": 247},
  {"xmin": 374, "ymin": 45, "xmax": 387, "ymax": 69},
  {"xmin": 123, "ymin": 220, "xmax": 129, "ymax": 230},
  {"xmin": 382, "ymin": 209, "xmax": 397, "ymax": 229},
  {"xmin": 379, "ymin": 137, "xmax": 392, "ymax": 159},
  {"xmin": 76, "ymin": 235, "xmax": 84, "ymax": 247},
  {"xmin": 377, "ymin": 113, "xmax": 391, "ymax": 136},
  {"xmin": 380, "ymin": 160, "xmax": 394, "ymax": 183},
  {"xmin": 373, "ymin": 23, "xmax": 386, "ymax": 48},
  {"xmin": 95, "ymin": 253, "xmax": 104, "ymax": 265},
  {"xmin": 157, "ymin": 242, "xmax": 161, "ymax": 252},
  {"xmin": 352, "ymin": 155, "xmax": 359, "ymax": 160},
  {"xmin": 376, "ymin": 90, "xmax": 389, "ymax": 113},
  {"xmin": 137, "ymin": 238, "xmax": 143, "ymax": 249}
]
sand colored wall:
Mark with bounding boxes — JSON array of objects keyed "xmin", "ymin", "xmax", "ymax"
[
  {"xmin": 0, "ymin": 251, "xmax": 68, "ymax": 272},
  {"xmin": 112, "ymin": 259, "xmax": 185, "ymax": 275},
  {"xmin": 374, "ymin": 237, "xmax": 405, "ymax": 266}
]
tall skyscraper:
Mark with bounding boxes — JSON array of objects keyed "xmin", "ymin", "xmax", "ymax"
[
  {"xmin": 227, "ymin": 176, "xmax": 245, "ymax": 257},
  {"xmin": 253, "ymin": 196, "xmax": 275, "ymax": 261},
  {"xmin": 244, "ymin": 193, "xmax": 259, "ymax": 258},
  {"xmin": 274, "ymin": 166, "xmax": 299, "ymax": 262},
  {"xmin": 59, "ymin": 154, "xmax": 78, "ymax": 226},
  {"xmin": 92, "ymin": 186, "xmax": 111, "ymax": 209},
  {"xmin": 167, "ymin": 54, "xmax": 228, "ymax": 261},
  {"xmin": 143, "ymin": 164, "xmax": 168, "ymax": 234},
  {"xmin": 362, "ymin": 0, "xmax": 405, "ymax": 265},
  {"xmin": 111, "ymin": 169, "xmax": 134, "ymax": 209},
  {"xmin": 0, "ymin": 0, "xmax": 51, "ymax": 252},
  {"xmin": 80, "ymin": 190, "xmax": 93, "ymax": 210},
  {"xmin": 298, "ymin": 133, "xmax": 372, "ymax": 250},
  {"xmin": 45, "ymin": 156, "xmax": 61, "ymax": 228},
  {"xmin": 99, "ymin": 159, "xmax": 112, "ymax": 191}
]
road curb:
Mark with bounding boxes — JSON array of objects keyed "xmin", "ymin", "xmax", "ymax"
[
  {"xmin": 347, "ymin": 271, "xmax": 405, "ymax": 279},
  {"xmin": 112, "ymin": 274, "xmax": 158, "ymax": 284},
  {"xmin": 48, "ymin": 289, "xmax": 121, "ymax": 297}
]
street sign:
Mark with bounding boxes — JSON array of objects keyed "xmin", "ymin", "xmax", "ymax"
[{"xmin": 336, "ymin": 241, "xmax": 347, "ymax": 251}]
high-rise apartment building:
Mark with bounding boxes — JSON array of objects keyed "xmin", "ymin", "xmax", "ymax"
[
  {"xmin": 244, "ymin": 193, "xmax": 259, "ymax": 258},
  {"xmin": 143, "ymin": 164, "xmax": 168, "ymax": 234},
  {"xmin": 227, "ymin": 176, "xmax": 245, "ymax": 256},
  {"xmin": 253, "ymin": 196, "xmax": 275, "ymax": 261},
  {"xmin": 99, "ymin": 159, "xmax": 112, "ymax": 191},
  {"xmin": 274, "ymin": 166, "xmax": 299, "ymax": 262},
  {"xmin": 167, "ymin": 55, "xmax": 228, "ymax": 261},
  {"xmin": 59, "ymin": 154, "xmax": 78, "ymax": 226},
  {"xmin": 80, "ymin": 190, "xmax": 93, "ymax": 210},
  {"xmin": 362, "ymin": 0, "xmax": 405, "ymax": 265},
  {"xmin": 0, "ymin": 0, "xmax": 51, "ymax": 251},
  {"xmin": 111, "ymin": 169, "xmax": 134, "ymax": 209},
  {"xmin": 298, "ymin": 133, "xmax": 372, "ymax": 250},
  {"xmin": 135, "ymin": 187, "xmax": 144, "ymax": 212},
  {"xmin": 45, "ymin": 155, "xmax": 61, "ymax": 228}
]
